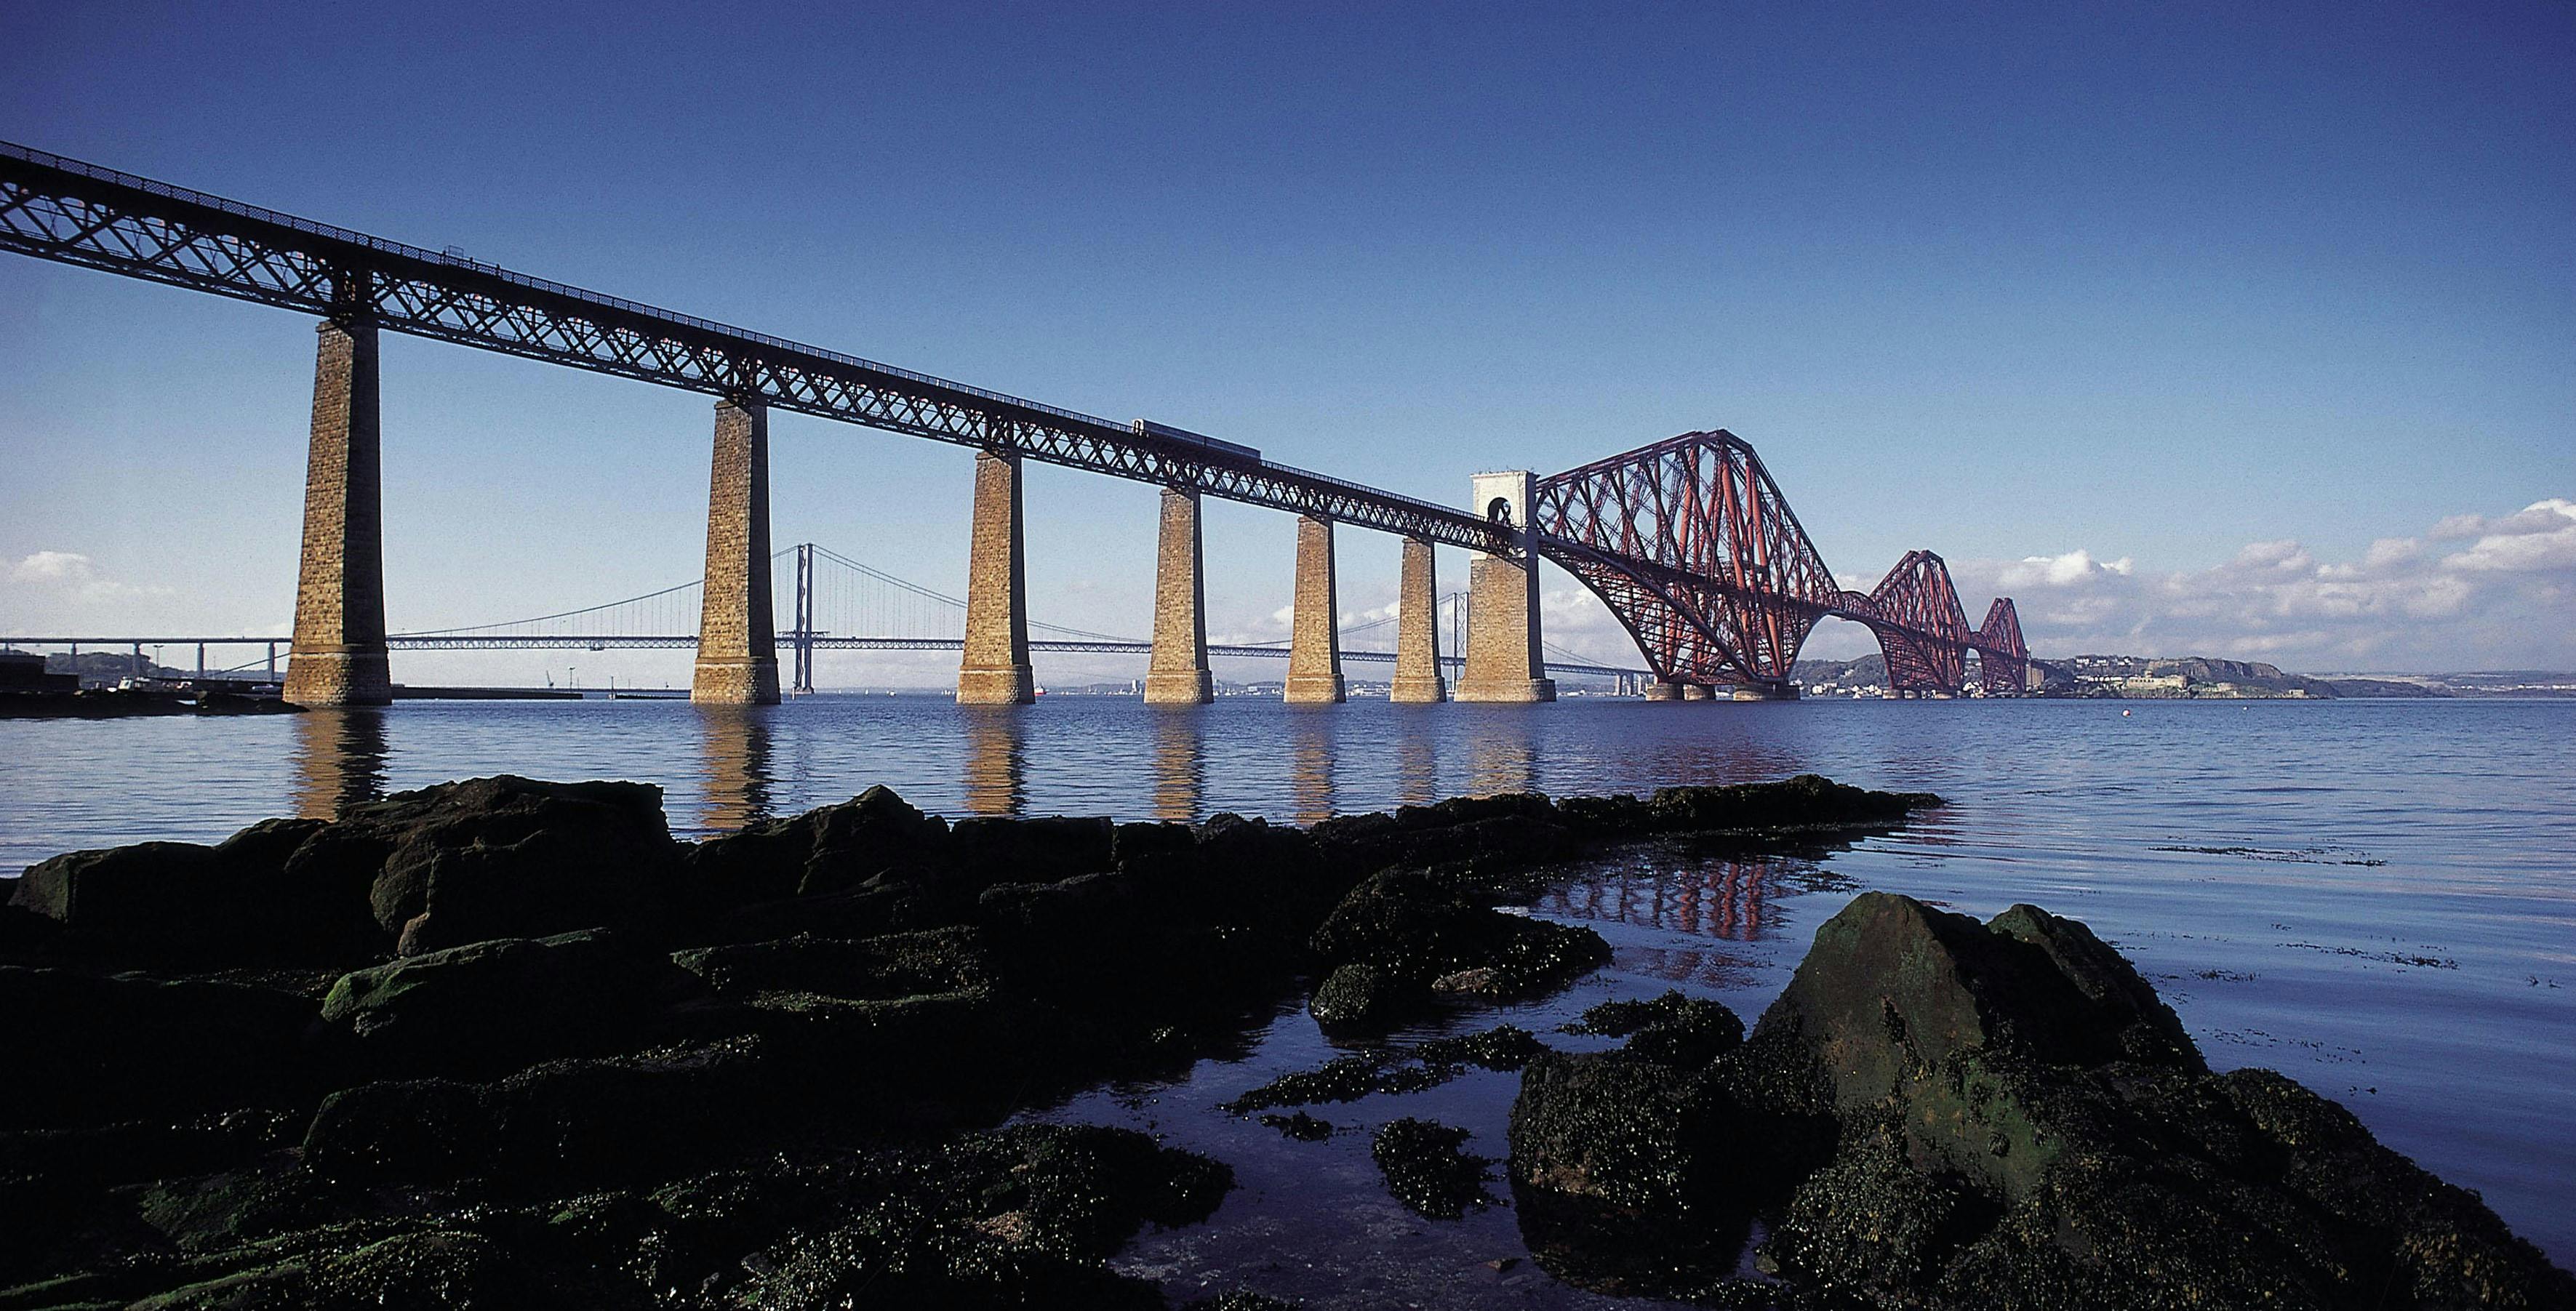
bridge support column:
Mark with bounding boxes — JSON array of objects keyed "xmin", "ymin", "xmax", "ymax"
[
  {"xmin": 1644, "ymin": 680, "xmax": 1684, "ymax": 701},
  {"xmin": 284, "ymin": 318, "xmax": 391, "ymax": 707},
  {"xmin": 1145, "ymin": 486, "xmax": 1213, "ymax": 704},
  {"xmin": 1456, "ymin": 471, "xmax": 1556, "ymax": 704},
  {"xmin": 1732, "ymin": 681, "xmax": 1799, "ymax": 701},
  {"xmin": 692, "ymin": 398, "xmax": 780, "ymax": 705},
  {"xmin": 1284, "ymin": 515, "xmax": 1345, "ymax": 703},
  {"xmin": 1681, "ymin": 683, "xmax": 1715, "ymax": 701},
  {"xmin": 958, "ymin": 449, "xmax": 1035, "ymax": 705},
  {"xmin": 1390, "ymin": 535, "xmax": 1445, "ymax": 703}
]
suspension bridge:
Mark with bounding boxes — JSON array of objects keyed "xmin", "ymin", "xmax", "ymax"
[
  {"xmin": 2, "ymin": 543, "xmax": 1649, "ymax": 692},
  {"xmin": 0, "ymin": 141, "xmax": 2026, "ymax": 709}
]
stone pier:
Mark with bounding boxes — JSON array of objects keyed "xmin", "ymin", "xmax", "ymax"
[
  {"xmin": 692, "ymin": 398, "xmax": 780, "ymax": 705},
  {"xmin": 1145, "ymin": 486, "xmax": 1213, "ymax": 704},
  {"xmin": 1390, "ymin": 536, "xmax": 1446, "ymax": 703},
  {"xmin": 957, "ymin": 449, "xmax": 1035, "ymax": 704},
  {"xmin": 1681, "ymin": 683, "xmax": 1715, "ymax": 701},
  {"xmin": 1644, "ymin": 680, "xmax": 1685, "ymax": 701},
  {"xmin": 284, "ymin": 318, "xmax": 391, "ymax": 707},
  {"xmin": 1284, "ymin": 515, "xmax": 1345, "ymax": 704},
  {"xmin": 1455, "ymin": 470, "xmax": 1556, "ymax": 703}
]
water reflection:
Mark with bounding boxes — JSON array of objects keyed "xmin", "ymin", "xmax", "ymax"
[
  {"xmin": 291, "ymin": 708, "xmax": 388, "ymax": 820},
  {"xmin": 960, "ymin": 708, "xmax": 1025, "ymax": 816},
  {"xmin": 1540, "ymin": 855, "xmax": 1781, "ymax": 941},
  {"xmin": 1286, "ymin": 710, "xmax": 1335, "ymax": 826},
  {"xmin": 1465, "ymin": 723, "xmax": 1536, "ymax": 797},
  {"xmin": 1392, "ymin": 720, "xmax": 1439, "ymax": 808},
  {"xmin": 696, "ymin": 705, "xmax": 776, "ymax": 833},
  {"xmin": 1149, "ymin": 708, "xmax": 1204, "ymax": 823}
]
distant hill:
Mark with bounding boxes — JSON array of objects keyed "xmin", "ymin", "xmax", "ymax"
[{"xmin": 41, "ymin": 651, "xmax": 189, "ymax": 683}]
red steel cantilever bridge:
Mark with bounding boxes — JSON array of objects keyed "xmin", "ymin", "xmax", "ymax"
[
  {"xmin": 0, "ymin": 141, "xmax": 2020, "ymax": 699},
  {"xmin": 1536, "ymin": 433, "xmax": 2025, "ymax": 697}
]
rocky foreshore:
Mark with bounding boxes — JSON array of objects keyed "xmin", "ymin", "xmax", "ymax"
[{"xmin": 1, "ymin": 774, "xmax": 2566, "ymax": 1309}]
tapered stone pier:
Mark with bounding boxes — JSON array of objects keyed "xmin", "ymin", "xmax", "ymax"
[
  {"xmin": 1682, "ymin": 683, "xmax": 1715, "ymax": 701},
  {"xmin": 958, "ymin": 449, "xmax": 1036, "ymax": 704},
  {"xmin": 692, "ymin": 398, "xmax": 780, "ymax": 705},
  {"xmin": 1145, "ymin": 486, "xmax": 1214, "ymax": 704},
  {"xmin": 1390, "ymin": 536, "xmax": 1446, "ymax": 703},
  {"xmin": 284, "ymin": 318, "xmax": 391, "ymax": 707},
  {"xmin": 1455, "ymin": 470, "xmax": 1556, "ymax": 703},
  {"xmin": 1644, "ymin": 680, "xmax": 1685, "ymax": 701},
  {"xmin": 1284, "ymin": 515, "xmax": 1345, "ymax": 704}
]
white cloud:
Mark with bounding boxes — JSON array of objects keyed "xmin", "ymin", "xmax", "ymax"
[
  {"xmin": 1533, "ymin": 496, "xmax": 2576, "ymax": 674},
  {"xmin": 3, "ymin": 550, "xmax": 177, "ymax": 606}
]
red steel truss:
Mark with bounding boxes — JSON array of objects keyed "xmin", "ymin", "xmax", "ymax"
[{"xmin": 1534, "ymin": 430, "xmax": 2026, "ymax": 697}]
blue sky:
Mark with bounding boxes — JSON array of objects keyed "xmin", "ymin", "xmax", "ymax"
[{"xmin": 2, "ymin": 1, "xmax": 2569, "ymax": 681}]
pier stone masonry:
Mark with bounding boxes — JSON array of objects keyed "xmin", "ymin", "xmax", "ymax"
[
  {"xmin": 692, "ymin": 398, "xmax": 780, "ymax": 705},
  {"xmin": 284, "ymin": 318, "xmax": 391, "ymax": 707},
  {"xmin": 1456, "ymin": 470, "xmax": 1556, "ymax": 703},
  {"xmin": 1145, "ymin": 486, "xmax": 1214, "ymax": 704},
  {"xmin": 1391, "ymin": 536, "xmax": 1446, "ymax": 703},
  {"xmin": 1284, "ymin": 514, "xmax": 1345, "ymax": 704},
  {"xmin": 1644, "ymin": 680, "xmax": 1685, "ymax": 701},
  {"xmin": 957, "ymin": 449, "xmax": 1035, "ymax": 704}
]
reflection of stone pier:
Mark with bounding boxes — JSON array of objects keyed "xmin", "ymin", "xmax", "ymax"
[
  {"xmin": 961, "ymin": 707, "xmax": 1025, "ymax": 815},
  {"xmin": 291, "ymin": 707, "xmax": 388, "ymax": 819},
  {"xmin": 696, "ymin": 705, "xmax": 775, "ymax": 832},
  {"xmin": 1288, "ymin": 713, "xmax": 1335, "ymax": 826},
  {"xmin": 1465, "ymin": 729, "xmax": 1535, "ymax": 798},
  {"xmin": 1150, "ymin": 708, "xmax": 1204, "ymax": 823}
]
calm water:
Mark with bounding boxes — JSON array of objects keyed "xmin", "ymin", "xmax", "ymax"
[{"xmin": 3, "ymin": 695, "xmax": 2571, "ymax": 1291}]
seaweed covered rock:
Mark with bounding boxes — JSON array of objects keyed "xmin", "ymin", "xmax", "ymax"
[
  {"xmin": 1561, "ymin": 989, "xmax": 1745, "ymax": 1070},
  {"xmin": 1308, "ymin": 959, "xmax": 1401, "ymax": 1027},
  {"xmin": 1304, "ymin": 867, "xmax": 1609, "ymax": 1027},
  {"xmin": 316, "ymin": 928, "xmax": 708, "ymax": 1076},
  {"xmin": 1507, "ymin": 1051, "xmax": 1707, "ymax": 1212},
  {"xmin": 670, "ymin": 925, "xmax": 990, "ymax": 1001},
  {"xmin": 1741, "ymin": 894, "xmax": 2576, "ymax": 1308},
  {"xmin": 303, "ymin": 1036, "xmax": 777, "ymax": 1184},
  {"xmin": 727, "ymin": 1124, "xmax": 1229, "ymax": 1309},
  {"xmin": 1370, "ymin": 1118, "xmax": 1495, "ymax": 1219}
]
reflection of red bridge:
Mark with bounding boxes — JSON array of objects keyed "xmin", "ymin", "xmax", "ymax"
[
  {"xmin": 1536, "ymin": 431, "xmax": 2026, "ymax": 698},
  {"xmin": 1537, "ymin": 856, "xmax": 1780, "ymax": 942}
]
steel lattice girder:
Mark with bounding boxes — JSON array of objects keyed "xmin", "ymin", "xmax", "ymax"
[
  {"xmin": 0, "ymin": 143, "xmax": 1516, "ymax": 553},
  {"xmin": 1535, "ymin": 430, "xmax": 1839, "ymax": 684},
  {"xmin": 1974, "ymin": 597, "xmax": 2028, "ymax": 694},
  {"xmin": 1536, "ymin": 430, "xmax": 2033, "ymax": 694}
]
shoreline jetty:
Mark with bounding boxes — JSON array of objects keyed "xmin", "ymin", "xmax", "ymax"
[{"xmin": 2, "ymin": 776, "xmax": 2567, "ymax": 1308}]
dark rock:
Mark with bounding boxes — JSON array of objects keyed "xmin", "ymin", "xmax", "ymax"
[
  {"xmin": 1561, "ymin": 989, "xmax": 1745, "ymax": 1070},
  {"xmin": 950, "ymin": 814, "xmax": 1116, "ymax": 889},
  {"xmin": 684, "ymin": 784, "xmax": 947, "ymax": 907},
  {"xmin": 1371, "ymin": 1118, "xmax": 1495, "ymax": 1219},
  {"xmin": 303, "ymin": 1036, "xmax": 775, "ymax": 1184},
  {"xmin": 10, "ymin": 841, "xmax": 236, "ymax": 956},
  {"xmin": 1259, "ymin": 1111, "xmax": 1335, "ymax": 1142},
  {"xmin": 315, "ymin": 928, "xmax": 708, "ymax": 1076},
  {"xmin": 355, "ymin": 776, "xmax": 677, "ymax": 955},
  {"xmin": 0, "ymin": 966, "xmax": 318, "ymax": 1130}
]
